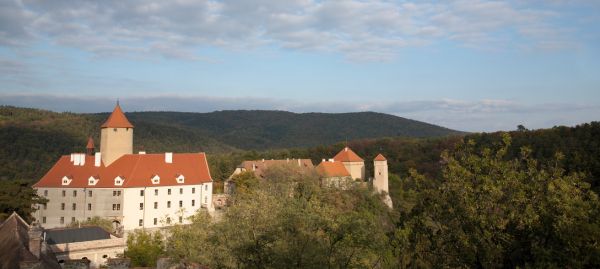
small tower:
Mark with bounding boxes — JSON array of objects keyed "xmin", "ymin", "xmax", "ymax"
[
  {"xmin": 86, "ymin": 137, "xmax": 95, "ymax": 155},
  {"xmin": 100, "ymin": 103, "xmax": 134, "ymax": 166},
  {"xmin": 373, "ymin": 153, "xmax": 393, "ymax": 208}
]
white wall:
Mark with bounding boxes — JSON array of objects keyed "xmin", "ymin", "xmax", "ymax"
[{"xmin": 121, "ymin": 183, "xmax": 212, "ymax": 231}]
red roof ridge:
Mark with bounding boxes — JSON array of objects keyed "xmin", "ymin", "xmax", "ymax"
[
  {"xmin": 101, "ymin": 104, "xmax": 134, "ymax": 128},
  {"xmin": 333, "ymin": 147, "xmax": 364, "ymax": 162},
  {"xmin": 86, "ymin": 137, "xmax": 94, "ymax": 149}
]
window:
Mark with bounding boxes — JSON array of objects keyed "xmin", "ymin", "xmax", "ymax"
[
  {"xmin": 42, "ymin": 217, "xmax": 46, "ymax": 223},
  {"xmin": 154, "ymin": 189, "xmax": 158, "ymax": 196},
  {"xmin": 139, "ymin": 203, "xmax": 144, "ymax": 210},
  {"xmin": 61, "ymin": 203, "xmax": 65, "ymax": 210},
  {"xmin": 192, "ymin": 187, "xmax": 195, "ymax": 194},
  {"xmin": 113, "ymin": 128, "xmax": 117, "ymax": 132},
  {"xmin": 44, "ymin": 190, "xmax": 48, "ymax": 196},
  {"xmin": 72, "ymin": 203, "xmax": 76, "ymax": 210},
  {"xmin": 87, "ymin": 217, "xmax": 91, "ymax": 221},
  {"xmin": 62, "ymin": 190, "xmax": 66, "ymax": 197},
  {"xmin": 73, "ymin": 190, "xmax": 77, "ymax": 197},
  {"xmin": 139, "ymin": 219, "xmax": 143, "ymax": 226},
  {"xmin": 117, "ymin": 204, "xmax": 121, "ymax": 210},
  {"xmin": 140, "ymin": 190, "xmax": 144, "ymax": 196},
  {"xmin": 167, "ymin": 201, "xmax": 171, "ymax": 208},
  {"xmin": 71, "ymin": 217, "xmax": 75, "ymax": 223},
  {"xmin": 113, "ymin": 190, "xmax": 117, "ymax": 196},
  {"xmin": 179, "ymin": 201, "xmax": 182, "ymax": 208},
  {"xmin": 153, "ymin": 218, "xmax": 157, "ymax": 225},
  {"xmin": 112, "ymin": 204, "xmax": 116, "ymax": 210},
  {"xmin": 192, "ymin": 200, "xmax": 195, "ymax": 206},
  {"xmin": 205, "ymin": 197, "xmax": 207, "ymax": 204},
  {"xmin": 118, "ymin": 190, "xmax": 121, "ymax": 196},
  {"xmin": 60, "ymin": 217, "xmax": 64, "ymax": 224},
  {"xmin": 179, "ymin": 216, "xmax": 182, "ymax": 223},
  {"xmin": 167, "ymin": 217, "xmax": 171, "ymax": 224},
  {"xmin": 43, "ymin": 204, "xmax": 47, "ymax": 210},
  {"xmin": 87, "ymin": 203, "xmax": 91, "ymax": 210},
  {"xmin": 205, "ymin": 185, "xmax": 208, "ymax": 191},
  {"xmin": 151, "ymin": 175, "xmax": 160, "ymax": 185},
  {"xmin": 168, "ymin": 189, "xmax": 171, "ymax": 195},
  {"xmin": 179, "ymin": 188, "xmax": 183, "ymax": 194},
  {"xmin": 88, "ymin": 190, "xmax": 93, "ymax": 197},
  {"xmin": 154, "ymin": 202, "xmax": 158, "ymax": 209}
]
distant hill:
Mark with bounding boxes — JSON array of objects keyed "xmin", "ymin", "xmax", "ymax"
[
  {"xmin": 118, "ymin": 110, "xmax": 462, "ymax": 149},
  {"xmin": 0, "ymin": 106, "xmax": 461, "ymax": 181}
]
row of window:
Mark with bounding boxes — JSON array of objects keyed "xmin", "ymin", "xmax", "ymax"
[
  {"xmin": 55, "ymin": 203, "xmax": 121, "ymax": 211},
  {"xmin": 140, "ymin": 200, "xmax": 196, "ymax": 210},
  {"xmin": 139, "ymin": 216, "xmax": 183, "ymax": 227},
  {"xmin": 141, "ymin": 186, "xmax": 205, "ymax": 197},
  {"xmin": 42, "ymin": 185, "xmax": 208, "ymax": 198},
  {"xmin": 42, "ymin": 216, "xmax": 93, "ymax": 224}
]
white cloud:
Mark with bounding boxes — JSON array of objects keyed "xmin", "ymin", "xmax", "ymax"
[{"xmin": 0, "ymin": 0, "xmax": 584, "ymax": 61}]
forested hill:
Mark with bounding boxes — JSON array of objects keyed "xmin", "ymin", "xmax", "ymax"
[
  {"xmin": 119, "ymin": 110, "xmax": 461, "ymax": 149},
  {"xmin": 0, "ymin": 106, "xmax": 459, "ymax": 181}
]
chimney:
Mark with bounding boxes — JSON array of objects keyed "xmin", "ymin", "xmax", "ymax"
[
  {"xmin": 74, "ymin": 154, "xmax": 81, "ymax": 166},
  {"xmin": 79, "ymin": 153, "xmax": 86, "ymax": 166},
  {"xmin": 94, "ymin": 152, "xmax": 102, "ymax": 167},
  {"xmin": 322, "ymin": 159, "xmax": 326, "ymax": 163},
  {"xmin": 329, "ymin": 158, "xmax": 334, "ymax": 162},
  {"xmin": 345, "ymin": 147, "xmax": 348, "ymax": 152},
  {"xmin": 138, "ymin": 151, "xmax": 146, "ymax": 155},
  {"xmin": 28, "ymin": 223, "xmax": 44, "ymax": 259},
  {"xmin": 70, "ymin": 153, "xmax": 74, "ymax": 162},
  {"xmin": 297, "ymin": 159, "xmax": 301, "ymax": 166},
  {"xmin": 262, "ymin": 159, "xmax": 265, "ymax": 162},
  {"xmin": 165, "ymin": 152, "xmax": 173, "ymax": 163}
]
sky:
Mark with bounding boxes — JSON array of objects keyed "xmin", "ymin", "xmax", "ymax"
[{"xmin": 0, "ymin": 0, "xmax": 599, "ymax": 132}]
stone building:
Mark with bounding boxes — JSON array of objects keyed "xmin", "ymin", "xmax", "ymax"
[
  {"xmin": 333, "ymin": 147, "xmax": 366, "ymax": 180},
  {"xmin": 33, "ymin": 104, "xmax": 214, "ymax": 231}
]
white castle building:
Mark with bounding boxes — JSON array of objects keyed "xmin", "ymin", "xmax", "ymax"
[{"xmin": 33, "ymin": 104, "xmax": 214, "ymax": 231}]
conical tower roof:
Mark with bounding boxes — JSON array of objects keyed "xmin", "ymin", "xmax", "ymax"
[
  {"xmin": 101, "ymin": 103, "xmax": 134, "ymax": 128},
  {"xmin": 374, "ymin": 153, "xmax": 387, "ymax": 161},
  {"xmin": 86, "ymin": 137, "xmax": 95, "ymax": 149}
]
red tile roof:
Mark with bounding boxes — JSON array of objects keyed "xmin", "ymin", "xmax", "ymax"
[
  {"xmin": 101, "ymin": 104, "xmax": 134, "ymax": 128},
  {"xmin": 240, "ymin": 159, "xmax": 314, "ymax": 178},
  {"xmin": 33, "ymin": 153, "xmax": 212, "ymax": 188},
  {"xmin": 374, "ymin": 153, "xmax": 387, "ymax": 161},
  {"xmin": 333, "ymin": 147, "xmax": 364, "ymax": 162},
  {"xmin": 316, "ymin": 161, "xmax": 350, "ymax": 177}
]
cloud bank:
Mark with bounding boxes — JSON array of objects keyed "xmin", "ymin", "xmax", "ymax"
[{"xmin": 1, "ymin": 94, "xmax": 598, "ymax": 132}]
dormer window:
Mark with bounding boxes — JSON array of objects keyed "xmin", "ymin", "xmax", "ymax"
[
  {"xmin": 176, "ymin": 174, "xmax": 184, "ymax": 184},
  {"xmin": 88, "ymin": 176, "xmax": 99, "ymax": 186},
  {"xmin": 62, "ymin": 176, "xmax": 72, "ymax": 186},
  {"xmin": 114, "ymin": 176, "xmax": 124, "ymax": 186},
  {"xmin": 151, "ymin": 175, "xmax": 160, "ymax": 185}
]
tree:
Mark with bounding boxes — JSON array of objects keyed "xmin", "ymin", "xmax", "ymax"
[
  {"xmin": 0, "ymin": 180, "xmax": 47, "ymax": 223},
  {"xmin": 393, "ymin": 133, "xmax": 600, "ymax": 268},
  {"xmin": 124, "ymin": 229, "xmax": 165, "ymax": 267}
]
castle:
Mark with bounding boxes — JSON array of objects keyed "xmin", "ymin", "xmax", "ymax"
[{"xmin": 33, "ymin": 104, "xmax": 214, "ymax": 231}]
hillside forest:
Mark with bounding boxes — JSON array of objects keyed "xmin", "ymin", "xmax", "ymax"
[{"xmin": 0, "ymin": 106, "xmax": 599, "ymax": 267}]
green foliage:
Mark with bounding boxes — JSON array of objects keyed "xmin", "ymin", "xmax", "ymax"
[
  {"xmin": 392, "ymin": 133, "xmax": 600, "ymax": 268},
  {"xmin": 0, "ymin": 180, "xmax": 47, "ymax": 223},
  {"xmin": 68, "ymin": 216, "xmax": 115, "ymax": 233},
  {"xmin": 166, "ymin": 168, "xmax": 395, "ymax": 268},
  {"xmin": 124, "ymin": 229, "xmax": 165, "ymax": 267},
  {"xmin": 229, "ymin": 171, "xmax": 260, "ymax": 195}
]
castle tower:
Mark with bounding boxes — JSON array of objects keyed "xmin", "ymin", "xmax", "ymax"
[
  {"xmin": 86, "ymin": 137, "xmax": 95, "ymax": 155},
  {"xmin": 373, "ymin": 153, "xmax": 393, "ymax": 208},
  {"xmin": 333, "ymin": 147, "xmax": 365, "ymax": 180},
  {"xmin": 100, "ymin": 103, "xmax": 134, "ymax": 166}
]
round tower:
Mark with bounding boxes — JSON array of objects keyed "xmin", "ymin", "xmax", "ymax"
[{"xmin": 100, "ymin": 103, "xmax": 134, "ymax": 166}]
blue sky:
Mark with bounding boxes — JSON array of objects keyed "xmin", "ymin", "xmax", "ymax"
[{"xmin": 1, "ymin": 0, "xmax": 599, "ymax": 132}]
